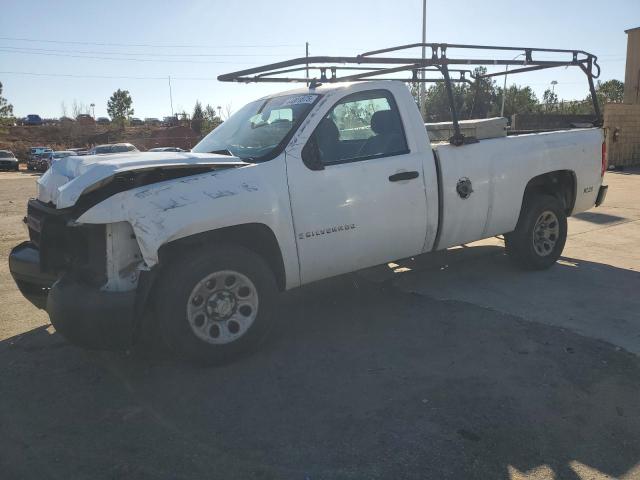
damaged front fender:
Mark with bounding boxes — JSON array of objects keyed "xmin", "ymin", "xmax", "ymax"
[{"xmin": 75, "ymin": 161, "xmax": 299, "ymax": 288}]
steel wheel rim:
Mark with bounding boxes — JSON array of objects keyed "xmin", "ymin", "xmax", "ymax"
[
  {"xmin": 186, "ymin": 270, "xmax": 259, "ymax": 345},
  {"xmin": 532, "ymin": 210, "xmax": 560, "ymax": 257}
]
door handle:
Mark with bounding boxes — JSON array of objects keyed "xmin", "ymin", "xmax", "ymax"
[{"xmin": 389, "ymin": 171, "xmax": 419, "ymax": 182}]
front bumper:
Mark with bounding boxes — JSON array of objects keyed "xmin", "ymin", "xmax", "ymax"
[
  {"xmin": 9, "ymin": 242, "xmax": 136, "ymax": 350},
  {"xmin": 595, "ymin": 184, "xmax": 608, "ymax": 207},
  {"xmin": 9, "ymin": 241, "xmax": 57, "ymax": 308}
]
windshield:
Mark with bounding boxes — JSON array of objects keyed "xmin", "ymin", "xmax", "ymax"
[
  {"xmin": 192, "ymin": 93, "xmax": 319, "ymax": 161},
  {"xmin": 0, "ymin": 151, "xmax": 14, "ymax": 158}
]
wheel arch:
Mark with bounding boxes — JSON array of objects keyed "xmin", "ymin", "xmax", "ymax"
[
  {"xmin": 521, "ymin": 170, "xmax": 577, "ymax": 217},
  {"xmin": 156, "ymin": 223, "xmax": 287, "ymax": 291}
]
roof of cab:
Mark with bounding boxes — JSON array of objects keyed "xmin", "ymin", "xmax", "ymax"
[{"xmin": 257, "ymin": 80, "xmax": 399, "ymax": 101}]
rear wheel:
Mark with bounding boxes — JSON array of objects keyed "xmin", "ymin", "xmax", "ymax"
[
  {"xmin": 505, "ymin": 194, "xmax": 567, "ymax": 270},
  {"xmin": 154, "ymin": 245, "xmax": 278, "ymax": 364}
]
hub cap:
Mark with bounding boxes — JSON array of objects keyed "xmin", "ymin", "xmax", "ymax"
[
  {"xmin": 532, "ymin": 210, "xmax": 560, "ymax": 257},
  {"xmin": 186, "ymin": 270, "xmax": 258, "ymax": 345}
]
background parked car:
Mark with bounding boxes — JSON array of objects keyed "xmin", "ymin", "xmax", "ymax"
[
  {"xmin": 145, "ymin": 117, "xmax": 161, "ymax": 126},
  {"xmin": 68, "ymin": 147, "xmax": 90, "ymax": 155},
  {"xmin": 162, "ymin": 116, "xmax": 179, "ymax": 127},
  {"xmin": 0, "ymin": 150, "xmax": 19, "ymax": 171},
  {"xmin": 89, "ymin": 143, "xmax": 139, "ymax": 155},
  {"xmin": 130, "ymin": 117, "xmax": 143, "ymax": 126},
  {"xmin": 22, "ymin": 114, "xmax": 43, "ymax": 126},
  {"xmin": 147, "ymin": 147, "xmax": 187, "ymax": 152},
  {"xmin": 76, "ymin": 114, "xmax": 95, "ymax": 125},
  {"xmin": 59, "ymin": 116, "xmax": 75, "ymax": 124},
  {"xmin": 96, "ymin": 117, "xmax": 111, "ymax": 125},
  {"xmin": 27, "ymin": 147, "xmax": 52, "ymax": 171}
]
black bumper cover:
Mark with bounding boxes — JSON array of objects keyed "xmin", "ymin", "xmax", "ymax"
[
  {"xmin": 9, "ymin": 241, "xmax": 57, "ymax": 309},
  {"xmin": 9, "ymin": 241, "xmax": 136, "ymax": 350}
]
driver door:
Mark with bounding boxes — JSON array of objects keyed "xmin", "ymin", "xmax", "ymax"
[{"xmin": 285, "ymin": 88, "xmax": 428, "ymax": 285}]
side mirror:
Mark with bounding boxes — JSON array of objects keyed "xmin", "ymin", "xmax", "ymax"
[{"xmin": 301, "ymin": 135, "xmax": 324, "ymax": 171}]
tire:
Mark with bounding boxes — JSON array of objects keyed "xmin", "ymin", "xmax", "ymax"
[
  {"xmin": 154, "ymin": 245, "xmax": 278, "ymax": 364},
  {"xmin": 504, "ymin": 193, "xmax": 567, "ymax": 270}
]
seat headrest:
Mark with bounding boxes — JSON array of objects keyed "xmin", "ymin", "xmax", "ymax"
[{"xmin": 371, "ymin": 110, "xmax": 400, "ymax": 135}]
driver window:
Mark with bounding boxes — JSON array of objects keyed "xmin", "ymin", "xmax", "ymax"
[{"xmin": 310, "ymin": 90, "xmax": 408, "ymax": 166}]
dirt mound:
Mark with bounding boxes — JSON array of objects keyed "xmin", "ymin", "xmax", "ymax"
[
  {"xmin": 143, "ymin": 126, "xmax": 201, "ymax": 150},
  {"xmin": 0, "ymin": 124, "xmax": 204, "ymax": 157}
]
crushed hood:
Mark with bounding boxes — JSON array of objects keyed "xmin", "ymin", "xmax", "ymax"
[{"xmin": 37, "ymin": 151, "xmax": 247, "ymax": 209}]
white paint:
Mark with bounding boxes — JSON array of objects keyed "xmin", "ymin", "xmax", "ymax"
[
  {"xmin": 37, "ymin": 151, "xmax": 246, "ymax": 208},
  {"xmin": 36, "ymin": 80, "xmax": 604, "ymax": 294},
  {"xmin": 434, "ymin": 128, "xmax": 603, "ymax": 249},
  {"xmin": 284, "ymin": 81, "xmax": 432, "ymax": 284}
]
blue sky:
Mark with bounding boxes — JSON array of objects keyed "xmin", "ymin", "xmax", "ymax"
[{"xmin": 1, "ymin": 0, "xmax": 637, "ymax": 119}]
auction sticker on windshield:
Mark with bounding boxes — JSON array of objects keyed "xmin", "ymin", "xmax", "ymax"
[{"xmin": 281, "ymin": 95, "xmax": 317, "ymax": 106}]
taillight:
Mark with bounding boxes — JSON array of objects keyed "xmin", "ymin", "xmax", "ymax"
[{"xmin": 601, "ymin": 141, "xmax": 607, "ymax": 177}]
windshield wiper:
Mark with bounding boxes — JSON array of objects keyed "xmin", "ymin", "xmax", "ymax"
[{"xmin": 209, "ymin": 149, "xmax": 234, "ymax": 156}]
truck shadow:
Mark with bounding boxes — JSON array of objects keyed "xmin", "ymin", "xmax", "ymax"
[
  {"xmin": 572, "ymin": 211, "xmax": 627, "ymax": 224},
  {"xmin": 387, "ymin": 244, "xmax": 640, "ymax": 355},
  {"xmin": 1, "ymin": 252, "xmax": 639, "ymax": 479}
]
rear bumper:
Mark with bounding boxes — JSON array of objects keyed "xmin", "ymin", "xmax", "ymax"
[
  {"xmin": 9, "ymin": 241, "xmax": 136, "ymax": 350},
  {"xmin": 595, "ymin": 184, "xmax": 608, "ymax": 207}
]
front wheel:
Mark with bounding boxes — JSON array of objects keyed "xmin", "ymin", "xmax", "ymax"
[
  {"xmin": 154, "ymin": 245, "xmax": 278, "ymax": 364},
  {"xmin": 505, "ymin": 194, "xmax": 567, "ymax": 270}
]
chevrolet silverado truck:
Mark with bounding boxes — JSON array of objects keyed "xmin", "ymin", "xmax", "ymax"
[{"xmin": 9, "ymin": 44, "xmax": 608, "ymax": 363}]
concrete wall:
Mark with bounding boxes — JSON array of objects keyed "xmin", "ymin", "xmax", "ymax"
[
  {"xmin": 604, "ymin": 103, "xmax": 640, "ymax": 167},
  {"xmin": 624, "ymin": 27, "xmax": 640, "ymax": 105}
]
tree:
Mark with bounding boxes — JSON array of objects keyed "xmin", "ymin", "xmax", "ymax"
[
  {"xmin": 597, "ymin": 79, "xmax": 624, "ymax": 104},
  {"xmin": 72, "ymin": 99, "xmax": 89, "ymax": 118},
  {"xmin": 204, "ymin": 104, "xmax": 223, "ymax": 133},
  {"xmin": 222, "ymin": 103, "xmax": 233, "ymax": 121},
  {"xmin": 107, "ymin": 89, "xmax": 134, "ymax": 125},
  {"xmin": 191, "ymin": 100, "xmax": 204, "ymax": 134},
  {"xmin": 496, "ymin": 85, "xmax": 539, "ymax": 117},
  {"xmin": 411, "ymin": 67, "xmax": 497, "ymax": 122},
  {"xmin": 0, "ymin": 81, "xmax": 14, "ymax": 118},
  {"xmin": 542, "ymin": 88, "xmax": 558, "ymax": 111},
  {"xmin": 463, "ymin": 67, "xmax": 497, "ymax": 119},
  {"xmin": 581, "ymin": 79, "xmax": 624, "ymax": 115},
  {"xmin": 419, "ymin": 82, "xmax": 468, "ymax": 122},
  {"xmin": 205, "ymin": 104, "xmax": 217, "ymax": 121}
]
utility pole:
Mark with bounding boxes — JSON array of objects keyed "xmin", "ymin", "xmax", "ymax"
[
  {"xmin": 168, "ymin": 76, "xmax": 174, "ymax": 117},
  {"xmin": 305, "ymin": 42, "xmax": 310, "ymax": 86},
  {"xmin": 500, "ymin": 65, "xmax": 509, "ymax": 118},
  {"xmin": 419, "ymin": 0, "xmax": 427, "ymax": 120}
]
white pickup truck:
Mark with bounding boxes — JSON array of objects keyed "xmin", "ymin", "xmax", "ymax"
[{"xmin": 10, "ymin": 78, "xmax": 607, "ymax": 363}]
